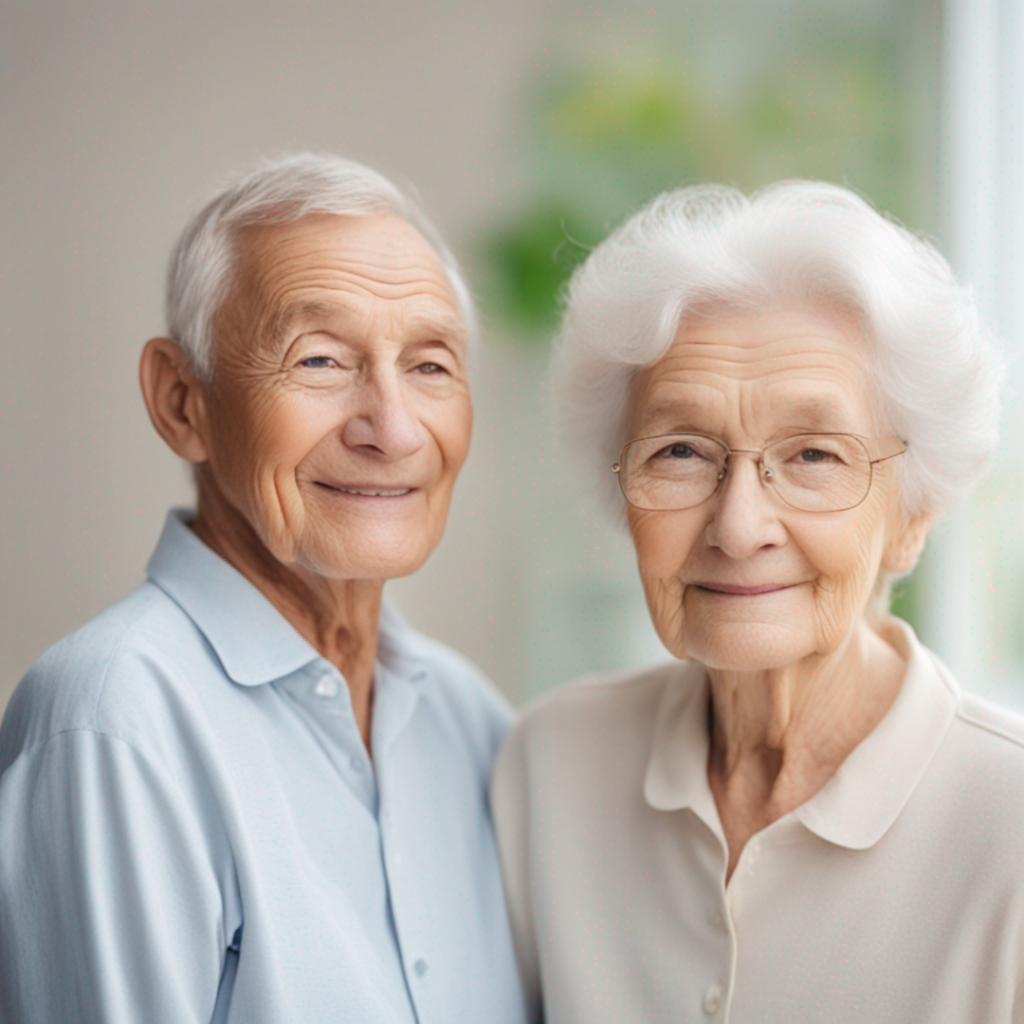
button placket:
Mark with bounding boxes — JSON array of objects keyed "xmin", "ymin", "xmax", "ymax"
[
  {"xmin": 703, "ymin": 981, "xmax": 724, "ymax": 1015},
  {"xmin": 708, "ymin": 907, "xmax": 729, "ymax": 930},
  {"xmin": 313, "ymin": 674, "xmax": 339, "ymax": 698}
]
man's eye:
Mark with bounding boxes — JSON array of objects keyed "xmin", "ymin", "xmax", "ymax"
[
  {"xmin": 416, "ymin": 362, "xmax": 448, "ymax": 375},
  {"xmin": 298, "ymin": 356, "xmax": 336, "ymax": 369}
]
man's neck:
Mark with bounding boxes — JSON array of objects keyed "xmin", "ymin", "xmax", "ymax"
[{"xmin": 191, "ymin": 496, "xmax": 383, "ymax": 752}]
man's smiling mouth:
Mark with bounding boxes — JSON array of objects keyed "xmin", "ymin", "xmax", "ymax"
[{"xmin": 317, "ymin": 482, "xmax": 414, "ymax": 497}]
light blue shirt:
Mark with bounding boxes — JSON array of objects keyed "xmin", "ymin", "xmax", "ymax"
[{"xmin": 0, "ymin": 510, "xmax": 528, "ymax": 1024}]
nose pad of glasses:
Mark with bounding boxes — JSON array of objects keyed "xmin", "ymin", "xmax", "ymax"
[{"xmin": 763, "ymin": 467, "xmax": 774, "ymax": 480}]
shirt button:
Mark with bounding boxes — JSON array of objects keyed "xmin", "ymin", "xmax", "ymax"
[
  {"xmin": 314, "ymin": 676, "xmax": 339, "ymax": 698},
  {"xmin": 709, "ymin": 908, "xmax": 728, "ymax": 930},
  {"xmin": 703, "ymin": 982, "xmax": 723, "ymax": 1015},
  {"xmin": 413, "ymin": 957, "xmax": 429, "ymax": 977}
]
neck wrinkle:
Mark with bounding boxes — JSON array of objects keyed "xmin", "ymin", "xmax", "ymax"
[
  {"xmin": 706, "ymin": 619, "xmax": 906, "ymax": 807},
  {"xmin": 191, "ymin": 490, "xmax": 385, "ymax": 746}
]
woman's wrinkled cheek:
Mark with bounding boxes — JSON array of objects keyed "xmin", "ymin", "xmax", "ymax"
[
  {"xmin": 811, "ymin": 496, "xmax": 888, "ymax": 654},
  {"xmin": 643, "ymin": 575, "xmax": 687, "ymax": 658},
  {"xmin": 630, "ymin": 509, "xmax": 694, "ymax": 659}
]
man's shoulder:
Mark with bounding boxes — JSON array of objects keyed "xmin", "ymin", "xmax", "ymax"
[
  {"xmin": 1, "ymin": 581, "xmax": 207, "ymax": 768},
  {"xmin": 414, "ymin": 630, "xmax": 505, "ymax": 700},
  {"xmin": 402, "ymin": 626, "xmax": 515, "ymax": 762}
]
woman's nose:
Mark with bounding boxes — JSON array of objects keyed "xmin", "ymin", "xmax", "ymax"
[
  {"xmin": 704, "ymin": 453, "xmax": 788, "ymax": 558},
  {"xmin": 341, "ymin": 366, "xmax": 427, "ymax": 460}
]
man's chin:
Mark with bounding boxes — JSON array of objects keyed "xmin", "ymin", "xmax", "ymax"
[{"xmin": 295, "ymin": 536, "xmax": 436, "ymax": 584}]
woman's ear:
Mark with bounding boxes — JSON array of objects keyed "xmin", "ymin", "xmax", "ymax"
[
  {"xmin": 882, "ymin": 508, "xmax": 935, "ymax": 575},
  {"xmin": 139, "ymin": 337, "xmax": 210, "ymax": 464}
]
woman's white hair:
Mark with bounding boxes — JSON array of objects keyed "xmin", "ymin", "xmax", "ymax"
[
  {"xmin": 166, "ymin": 152, "xmax": 477, "ymax": 379},
  {"xmin": 553, "ymin": 180, "xmax": 1006, "ymax": 528}
]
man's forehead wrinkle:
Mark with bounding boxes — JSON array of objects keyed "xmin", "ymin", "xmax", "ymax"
[
  {"xmin": 253, "ymin": 271, "xmax": 458, "ymax": 337},
  {"xmin": 256, "ymin": 263, "xmax": 458, "ymax": 317},
  {"xmin": 255, "ymin": 255, "xmax": 452, "ymax": 293},
  {"xmin": 249, "ymin": 230, "xmax": 451, "ymax": 280}
]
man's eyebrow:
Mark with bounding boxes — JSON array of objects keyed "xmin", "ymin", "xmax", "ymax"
[
  {"xmin": 267, "ymin": 300, "xmax": 339, "ymax": 345},
  {"xmin": 266, "ymin": 303, "xmax": 467, "ymax": 348},
  {"xmin": 406, "ymin": 310, "xmax": 467, "ymax": 342}
]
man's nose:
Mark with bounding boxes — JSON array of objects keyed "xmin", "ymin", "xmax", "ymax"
[
  {"xmin": 703, "ymin": 453, "xmax": 788, "ymax": 559},
  {"xmin": 341, "ymin": 365, "xmax": 427, "ymax": 460}
]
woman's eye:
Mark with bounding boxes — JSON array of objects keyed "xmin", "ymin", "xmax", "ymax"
[
  {"xmin": 298, "ymin": 356, "xmax": 336, "ymax": 369},
  {"xmin": 416, "ymin": 362, "xmax": 448, "ymax": 375},
  {"xmin": 657, "ymin": 443, "xmax": 697, "ymax": 460},
  {"xmin": 798, "ymin": 448, "xmax": 837, "ymax": 463}
]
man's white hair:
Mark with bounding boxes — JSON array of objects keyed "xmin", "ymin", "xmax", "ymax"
[
  {"xmin": 166, "ymin": 152, "xmax": 477, "ymax": 379},
  {"xmin": 553, "ymin": 180, "xmax": 1006, "ymax": 527}
]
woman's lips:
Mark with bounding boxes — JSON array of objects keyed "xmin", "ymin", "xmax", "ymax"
[{"xmin": 692, "ymin": 582, "xmax": 801, "ymax": 596}]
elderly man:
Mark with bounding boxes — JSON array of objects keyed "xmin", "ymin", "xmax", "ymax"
[{"xmin": 0, "ymin": 154, "xmax": 528, "ymax": 1024}]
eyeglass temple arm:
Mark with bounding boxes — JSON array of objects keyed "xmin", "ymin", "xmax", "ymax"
[{"xmin": 870, "ymin": 440, "xmax": 909, "ymax": 466}]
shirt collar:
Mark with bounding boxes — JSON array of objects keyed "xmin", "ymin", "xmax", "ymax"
[
  {"xmin": 146, "ymin": 509, "xmax": 426, "ymax": 687},
  {"xmin": 793, "ymin": 619, "xmax": 959, "ymax": 849},
  {"xmin": 643, "ymin": 659, "xmax": 718, "ymax": 826},
  {"xmin": 643, "ymin": 618, "xmax": 959, "ymax": 850}
]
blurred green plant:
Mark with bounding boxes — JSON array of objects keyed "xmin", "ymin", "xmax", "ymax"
[
  {"xmin": 485, "ymin": 204, "xmax": 592, "ymax": 338},
  {"xmin": 481, "ymin": 31, "xmax": 912, "ymax": 335}
]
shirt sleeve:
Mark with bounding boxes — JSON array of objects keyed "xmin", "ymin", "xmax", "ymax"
[
  {"xmin": 490, "ymin": 721, "xmax": 544, "ymax": 1023},
  {"xmin": 0, "ymin": 729, "xmax": 228, "ymax": 1024}
]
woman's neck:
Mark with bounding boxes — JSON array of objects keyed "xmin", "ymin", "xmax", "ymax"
[{"xmin": 706, "ymin": 619, "xmax": 906, "ymax": 878}]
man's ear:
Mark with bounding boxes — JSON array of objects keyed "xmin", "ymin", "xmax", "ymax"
[
  {"xmin": 882, "ymin": 507, "xmax": 935, "ymax": 576},
  {"xmin": 139, "ymin": 338, "xmax": 210, "ymax": 464}
]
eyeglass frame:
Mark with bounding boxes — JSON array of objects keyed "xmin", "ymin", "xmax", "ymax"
[{"xmin": 611, "ymin": 431, "xmax": 909, "ymax": 513}]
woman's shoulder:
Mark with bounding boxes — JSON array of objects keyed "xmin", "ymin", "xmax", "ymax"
[
  {"xmin": 950, "ymin": 689, "xmax": 1024, "ymax": 765},
  {"xmin": 925, "ymin": 688, "xmax": 1024, "ymax": 844},
  {"xmin": 492, "ymin": 661, "xmax": 701, "ymax": 821},
  {"xmin": 513, "ymin": 659, "xmax": 701, "ymax": 745}
]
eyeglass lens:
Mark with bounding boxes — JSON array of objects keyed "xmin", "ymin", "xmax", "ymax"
[{"xmin": 620, "ymin": 433, "xmax": 873, "ymax": 512}]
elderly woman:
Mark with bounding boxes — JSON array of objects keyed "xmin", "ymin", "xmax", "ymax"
[{"xmin": 492, "ymin": 182, "xmax": 1023, "ymax": 1023}]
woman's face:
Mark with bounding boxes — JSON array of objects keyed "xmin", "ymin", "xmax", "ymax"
[{"xmin": 627, "ymin": 304, "xmax": 925, "ymax": 671}]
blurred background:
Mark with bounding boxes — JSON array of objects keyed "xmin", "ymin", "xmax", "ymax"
[{"xmin": 2, "ymin": 0, "xmax": 1022, "ymax": 714}]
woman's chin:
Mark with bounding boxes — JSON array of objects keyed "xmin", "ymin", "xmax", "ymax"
[{"xmin": 684, "ymin": 622, "xmax": 818, "ymax": 672}]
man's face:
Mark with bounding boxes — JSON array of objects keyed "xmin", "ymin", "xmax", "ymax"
[{"xmin": 198, "ymin": 212, "xmax": 472, "ymax": 582}]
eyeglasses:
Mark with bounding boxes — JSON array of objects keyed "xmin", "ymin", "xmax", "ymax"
[{"xmin": 612, "ymin": 432, "xmax": 908, "ymax": 513}]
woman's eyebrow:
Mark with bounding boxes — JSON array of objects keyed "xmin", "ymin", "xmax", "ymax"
[
  {"xmin": 772, "ymin": 395, "xmax": 861, "ymax": 432},
  {"xmin": 639, "ymin": 395, "xmax": 861, "ymax": 434},
  {"xmin": 640, "ymin": 398, "xmax": 712, "ymax": 427}
]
